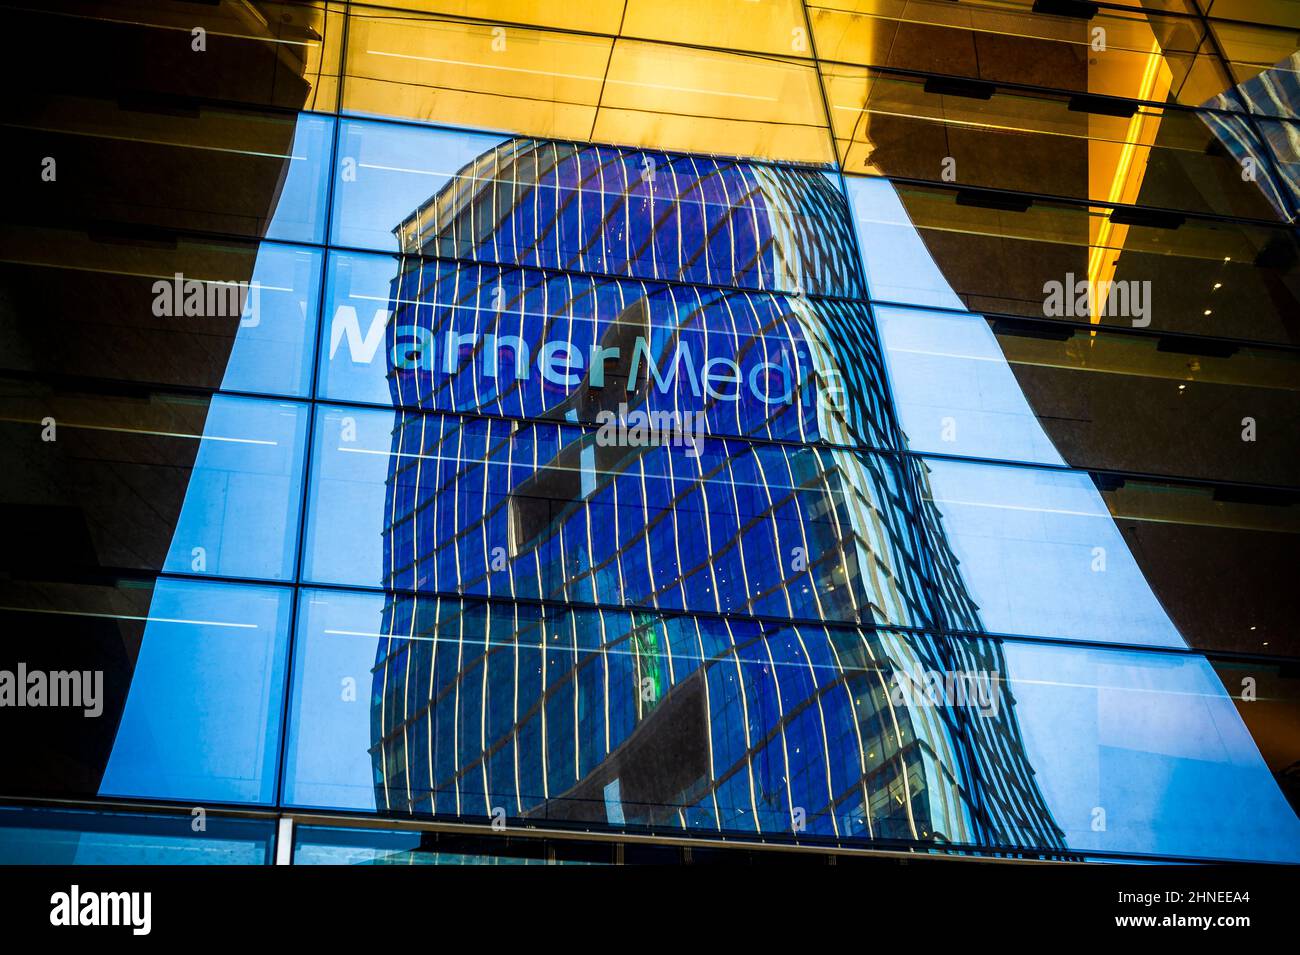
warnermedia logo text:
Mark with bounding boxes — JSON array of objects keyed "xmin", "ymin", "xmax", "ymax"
[{"xmin": 330, "ymin": 308, "xmax": 845, "ymax": 410}]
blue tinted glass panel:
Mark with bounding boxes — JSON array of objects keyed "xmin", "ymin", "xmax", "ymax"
[
  {"xmin": 97, "ymin": 578, "xmax": 292, "ymax": 805},
  {"xmin": 162, "ymin": 396, "xmax": 309, "ymax": 582},
  {"xmin": 283, "ymin": 588, "xmax": 387, "ymax": 811},
  {"xmin": 0, "ymin": 806, "xmax": 273, "ymax": 864},
  {"xmin": 876, "ymin": 305, "xmax": 1065, "ymax": 466},
  {"xmin": 919, "ymin": 456, "xmax": 1186, "ymax": 648},
  {"xmin": 282, "ymin": 590, "xmax": 1300, "ymax": 861},
  {"xmin": 844, "ymin": 175, "xmax": 965, "ymax": 310},
  {"xmin": 330, "ymin": 119, "xmax": 505, "ymax": 254},
  {"xmin": 292, "ymin": 824, "xmax": 607, "ymax": 864},
  {"xmin": 219, "ymin": 243, "xmax": 323, "ymax": 398},
  {"xmin": 301, "ymin": 405, "xmax": 930, "ymax": 628},
  {"xmin": 1003, "ymin": 639, "xmax": 1300, "ymax": 862},
  {"xmin": 330, "ymin": 120, "xmax": 864, "ymax": 297},
  {"xmin": 264, "ymin": 112, "xmax": 334, "ymax": 245}
]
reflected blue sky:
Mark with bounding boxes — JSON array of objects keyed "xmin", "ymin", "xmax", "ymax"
[
  {"xmin": 1005, "ymin": 640, "xmax": 1300, "ymax": 862},
  {"xmin": 874, "ymin": 303, "xmax": 1064, "ymax": 466},
  {"xmin": 99, "ymin": 579, "xmax": 290, "ymax": 804},
  {"xmin": 218, "ymin": 243, "xmax": 321, "ymax": 398},
  {"xmin": 921, "ymin": 457, "xmax": 1183, "ymax": 647},
  {"xmin": 301, "ymin": 405, "xmax": 390, "ymax": 590},
  {"xmin": 283, "ymin": 589, "xmax": 386, "ymax": 812},
  {"xmin": 162, "ymin": 396, "xmax": 308, "ymax": 581},
  {"xmin": 846, "ymin": 175, "xmax": 1185, "ymax": 648},
  {"xmin": 331, "ymin": 120, "xmax": 506, "ymax": 254}
]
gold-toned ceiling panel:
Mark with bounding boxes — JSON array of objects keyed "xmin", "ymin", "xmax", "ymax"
[
  {"xmin": 621, "ymin": 0, "xmax": 814, "ymax": 57},
  {"xmin": 341, "ymin": 10, "xmax": 611, "ymax": 138},
  {"xmin": 348, "ymin": 0, "xmax": 627, "ymax": 34},
  {"xmin": 593, "ymin": 40, "xmax": 832, "ymax": 161}
]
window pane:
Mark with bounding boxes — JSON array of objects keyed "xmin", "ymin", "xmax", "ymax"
[
  {"xmin": 919, "ymin": 455, "xmax": 1300, "ymax": 654},
  {"xmin": 341, "ymin": 11, "xmax": 610, "ymax": 140},
  {"xmin": 876, "ymin": 304, "xmax": 1300, "ymax": 485},
  {"xmin": 0, "ymin": 2, "xmax": 343, "ymax": 113},
  {"xmin": 0, "ymin": 806, "xmax": 274, "ymax": 865},
  {"xmin": 0, "ymin": 235, "xmax": 321, "ymax": 398},
  {"xmin": 4, "ymin": 98, "xmax": 332, "ymax": 244},
  {"xmin": 330, "ymin": 120, "xmax": 859, "ymax": 297},
  {"xmin": 1003, "ymin": 638, "xmax": 1300, "ymax": 861},
  {"xmin": 846, "ymin": 174, "xmax": 1300, "ymax": 346},
  {"xmin": 0, "ymin": 577, "xmax": 291, "ymax": 805},
  {"xmin": 282, "ymin": 589, "xmax": 1300, "ymax": 861},
  {"xmin": 827, "ymin": 68, "xmax": 1291, "ymax": 222},
  {"xmin": 0, "ymin": 385, "xmax": 307, "ymax": 581},
  {"xmin": 292, "ymin": 825, "xmax": 611, "ymax": 864}
]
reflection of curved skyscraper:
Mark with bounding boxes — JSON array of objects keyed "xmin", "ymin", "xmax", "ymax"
[{"xmin": 368, "ymin": 140, "xmax": 1067, "ymax": 852}]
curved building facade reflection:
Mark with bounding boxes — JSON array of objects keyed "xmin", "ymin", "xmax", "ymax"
[{"xmin": 369, "ymin": 140, "xmax": 1067, "ymax": 851}]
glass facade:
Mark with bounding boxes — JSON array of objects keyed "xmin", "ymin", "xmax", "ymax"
[{"xmin": 1, "ymin": 0, "xmax": 1299, "ymax": 866}]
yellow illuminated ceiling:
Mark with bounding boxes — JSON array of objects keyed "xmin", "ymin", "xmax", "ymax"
[
  {"xmin": 325, "ymin": 0, "xmax": 1295, "ymax": 177},
  {"xmin": 50, "ymin": 0, "xmax": 1298, "ymax": 168},
  {"xmin": 25, "ymin": 0, "xmax": 1297, "ymax": 296}
]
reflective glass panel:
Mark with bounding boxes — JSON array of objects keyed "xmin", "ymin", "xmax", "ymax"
[
  {"xmin": 1002, "ymin": 638, "xmax": 1300, "ymax": 861},
  {"xmin": 283, "ymin": 587, "xmax": 1300, "ymax": 861},
  {"xmin": 0, "ymin": 386, "xmax": 308, "ymax": 581},
  {"xmin": 301, "ymin": 405, "xmax": 934, "ymax": 627},
  {"xmin": 0, "ymin": 577, "xmax": 291, "ymax": 805},
  {"xmin": 0, "ymin": 806, "xmax": 274, "ymax": 865},
  {"xmin": 846, "ymin": 174, "xmax": 1300, "ymax": 346},
  {"xmin": 331, "ymin": 120, "xmax": 859, "ymax": 297},
  {"xmin": 340, "ymin": 10, "xmax": 611, "ymax": 140},
  {"xmin": 876, "ymin": 304, "xmax": 1300, "ymax": 485},
  {"xmin": 810, "ymin": 0, "xmax": 1230, "ymax": 105},
  {"xmin": 0, "ymin": 235, "xmax": 321, "ymax": 398},
  {"xmin": 918, "ymin": 455, "xmax": 1300, "ymax": 654},
  {"xmin": 826, "ymin": 69, "xmax": 1291, "ymax": 222},
  {"xmin": 292, "ymin": 824, "xmax": 612, "ymax": 864},
  {"xmin": 3, "ymin": 101, "xmax": 332, "ymax": 244},
  {"xmin": 0, "ymin": 1, "xmax": 343, "ymax": 113}
]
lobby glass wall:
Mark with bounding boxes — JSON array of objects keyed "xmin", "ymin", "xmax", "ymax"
[{"xmin": 1, "ymin": 0, "xmax": 1298, "ymax": 865}]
